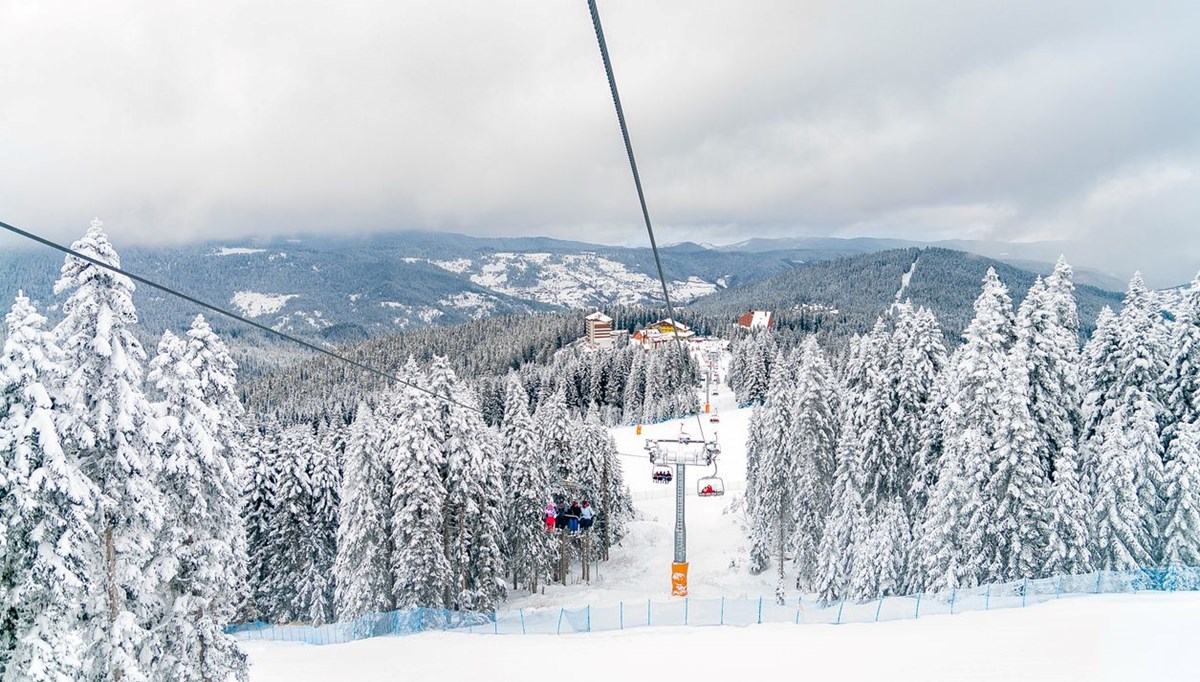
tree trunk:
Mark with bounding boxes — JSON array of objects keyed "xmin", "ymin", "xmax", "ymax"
[{"xmin": 105, "ymin": 519, "xmax": 124, "ymax": 682}]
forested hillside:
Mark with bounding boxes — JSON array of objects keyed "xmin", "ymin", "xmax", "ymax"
[{"xmin": 692, "ymin": 247, "xmax": 1124, "ymax": 339}]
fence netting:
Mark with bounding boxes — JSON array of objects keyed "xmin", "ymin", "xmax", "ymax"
[{"xmin": 228, "ymin": 566, "xmax": 1200, "ymax": 646}]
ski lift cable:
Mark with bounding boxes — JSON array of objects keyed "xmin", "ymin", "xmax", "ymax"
[
  {"xmin": 586, "ymin": 0, "xmax": 708, "ymax": 444},
  {"xmin": 0, "ymin": 218, "xmax": 487, "ymax": 416}
]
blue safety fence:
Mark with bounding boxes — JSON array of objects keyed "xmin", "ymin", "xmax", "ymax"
[{"xmin": 227, "ymin": 566, "xmax": 1200, "ymax": 646}]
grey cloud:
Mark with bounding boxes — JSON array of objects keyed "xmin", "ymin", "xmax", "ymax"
[{"xmin": 1, "ymin": 0, "xmax": 1197, "ymax": 286}]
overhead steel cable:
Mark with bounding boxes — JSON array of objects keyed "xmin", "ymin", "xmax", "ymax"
[
  {"xmin": 0, "ymin": 218, "xmax": 487, "ymax": 415},
  {"xmin": 586, "ymin": 0, "xmax": 708, "ymax": 443}
]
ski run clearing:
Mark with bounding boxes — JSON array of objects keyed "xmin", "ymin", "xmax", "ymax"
[{"xmin": 243, "ymin": 346, "xmax": 1200, "ymax": 681}]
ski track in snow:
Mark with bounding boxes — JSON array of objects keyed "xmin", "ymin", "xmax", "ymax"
[{"xmin": 892, "ymin": 254, "xmax": 919, "ymax": 311}]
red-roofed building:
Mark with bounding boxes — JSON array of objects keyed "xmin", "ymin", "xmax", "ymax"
[{"xmin": 736, "ymin": 310, "xmax": 774, "ymax": 329}]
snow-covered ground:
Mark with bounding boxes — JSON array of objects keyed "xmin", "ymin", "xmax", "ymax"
[
  {"xmin": 230, "ymin": 292, "xmax": 297, "ymax": 318},
  {"xmin": 243, "ymin": 593, "xmax": 1200, "ymax": 681},
  {"xmin": 243, "ymin": 341, "xmax": 1200, "ymax": 679}
]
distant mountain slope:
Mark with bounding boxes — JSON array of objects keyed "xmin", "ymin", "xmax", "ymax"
[
  {"xmin": 0, "ymin": 230, "xmax": 1126, "ymax": 360},
  {"xmin": 690, "ymin": 247, "xmax": 1124, "ymax": 339}
]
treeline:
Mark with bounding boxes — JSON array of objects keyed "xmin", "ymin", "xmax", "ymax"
[
  {"xmin": 740, "ymin": 258, "xmax": 1200, "ymax": 602},
  {"xmin": 241, "ymin": 365, "xmax": 634, "ymax": 627},
  {"xmin": 475, "ymin": 342, "xmax": 701, "ymax": 427}
]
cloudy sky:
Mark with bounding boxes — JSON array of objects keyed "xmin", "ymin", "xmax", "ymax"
[{"xmin": 2, "ymin": 0, "xmax": 1198, "ymax": 285}]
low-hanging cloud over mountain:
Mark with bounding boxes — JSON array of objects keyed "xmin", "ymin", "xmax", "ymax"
[{"xmin": 1, "ymin": 0, "xmax": 1197, "ymax": 286}]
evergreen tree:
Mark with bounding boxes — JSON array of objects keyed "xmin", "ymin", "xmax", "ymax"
[
  {"xmin": 746, "ymin": 355, "xmax": 798, "ymax": 596},
  {"xmin": 333, "ymin": 402, "xmax": 395, "ymax": 619},
  {"xmin": 1092, "ymin": 411, "xmax": 1156, "ymax": 570},
  {"xmin": 1164, "ymin": 273, "xmax": 1200, "ymax": 439},
  {"xmin": 988, "ymin": 348, "xmax": 1050, "ymax": 581},
  {"xmin": 302, "ymin": 436, "xmax": 340, "ymax": 625},
  {"xmin": 390, "ymin": 364, "xmax": 450, "ymax": 610},
  {"xmin": 790, "ymin": 337, "xmax": 839, "ymax": 591},
  {"xmin": 1162, "ymin": 420, "xmax": 1200, "ymax": 575},
  {"xmin": 426, "ymin": 357, "xmax": 507, "ymax": 611},
  {"xmin": 1085, "ymin": 274, "xmax": 1169, "ymax": 564},
  {"xmin": 499, "ymin": 377, "xmax": 552, "ymax": 592},
  {"xmin": 147, "ymin": 331, "xmax": 247, "ymax": 682},
  {"xmin": 263, "ymin": 427, "xmax": 315, "ymax": 623},
  {"xmin": 917, "ymin": 427, "xmax": 978, "ymax": 592},
  {"xmin": 53, "ymin": 220, "xmax": 166, "ymax": 680},
  {"xmin": 0, "ymin": 294, "xmax": 96, "ymax": 681},
  {"xmin": 242, "ymin": 427, "xmax": 280, "ymax": 621},
  {"xmin": 1043, "ymin": 447, "xmax": 1093, "ymax": 577}
]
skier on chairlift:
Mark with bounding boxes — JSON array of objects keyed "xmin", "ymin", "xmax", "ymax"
[
  {"xmin": 568, "ymin": 501, "xmax": 582, "ymax": 533},
  {"xmin": 580, "ymin": 501, "xmax": 595, "ymax": 531},
  {"xmin": 544, "ymin": 502, "xmax": 557, "ymax": 532},
  {"xmin": 701, "ymin": 483, "xmax": 715, "ymax": 496}
]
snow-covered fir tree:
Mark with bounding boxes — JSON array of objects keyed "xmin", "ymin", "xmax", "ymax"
[
  {"xmin": 1162, "ymin": 420, "xmax": 1200, "ymax": 579},
  {"xmin": 333, "ymin": 402, "xmax": 395, "ymax": 619},
  {"xmin": 301, "ymin": 433, "xmax": 340, "ymax": 625},
  {"xmin": 426, "ymin": 357, "xmax": 507, "ymax": 611},
  {"xmin": 1085, "ymin": 274, "xmax": 1169, "ymax": 565},
  {"xmin": 789, "ymin": 336, "xmax": 839, "ymax": 591},
  {"xmin": 390, "ymin": 362, "xmax": 451, "ymax": 610},
  {"xmin": 0, "ymin": 294, "xmax": 96, "ymax": 681},
  {"xmin": 242, "ymin": 426, "xmax": 281, "ymax": 621},
  {"xmin": 147, "ymin": 330, "xmax": 247, "ymax": 682},
  {"xmin": 988, "ymin": 348, "xmax": 1050, "ymax": 582},
  {"xmin": 745, "ymin": 352, "xmax": 798, "ymax": 595},
  {"xmin": 53, "ymin": 220, "xmax": 166, "ymax": 681},
  {"xmin": 499, "ymin": 376, "xmax": 552, "ymax": 592},
  {"xmin": 1164, "ymin": 273, "xmax": 1200, "ymax": 440}
]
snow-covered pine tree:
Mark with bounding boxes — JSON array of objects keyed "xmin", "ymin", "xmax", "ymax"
[
  {"xmin": 916, "ymin": 426, "xmax": 978, "ymax": 593},
  {"xmin": 426, "ymin": 357, "xmax": 506, "ymax": 611},
  {"xmin": 889, "ymin": 304, "xmax": 947, "ymax": 521},
  {"xmin": 943, "ymin": 268, "xmax": 1016, "ymax": 586},
  {"xmin": 988, "ymin": 347, "xmax": 1050, "ymax": 582},
  {"xmin": 534, "ymin": 387, "xmax": 572, "ymax": 489},
  {"xmin": 333, "ymin": 402, "xmax": 395, "ymax": 619},
  {"xmin": 390, "ymin": 362, "xmax": 450, "ymax": 610},
  {"xmin": 499, "ymin": 376, "xmax": 552, "ymax": 592},
  {"xmin": 242, "ymin": 426, "xmax": 281, "ymax": 621},
  {"xmin": 302, "ymin": 432, "xmax": 341, "ymax": 625},
  {"xmin": 1042, "ymin": 445, "xmax": 1093, "ymax": 577},
  {"xmin": 814, "ymin": 334, "xmax": 874, "ymax": 601},
  {"xmin": 0, "ymin": 293, "xmax": 96, "ymax": 681},
  {"xmin": 147, "ymin": 330, "xmax": 247, "ymax": 682},
  {"xmin": 745, "ymin": 352, "xmax": 798, "ymax": 597},
  {"xmin": 1162, "ymin": 420, "xmax": 1200, "ymax": 579},
  {"xmin": 1086, "ymin": 274, "xmax": 1169, "ymax": 565},
  {"xmin": 261, "ymin": 426, "xmax": 312, "ymax": 623},
  {"xmin": 790, "ymin": 336, "xmax": 839, "ymax": 591},
  {"xmin": 53, "ymin": 220, "xmax": 166, "ymax": 680},
  {"xmin": 1164, "ymin": 273, "xmax": 1200, "ymax": 440},
  {"xmin": 1092, "ymin": 411, "xmax": 1156, "ymax": 570}
]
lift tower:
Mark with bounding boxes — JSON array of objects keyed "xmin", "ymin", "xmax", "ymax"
[{"xmin": 645, "ymin": 434, "xmax": 721, "ymax": 596}]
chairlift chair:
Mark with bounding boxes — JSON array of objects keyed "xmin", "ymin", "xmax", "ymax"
[
  {"xmin": 697, "ymin": 475, "xmax": 725, "ymax": 497},
  {"xmin": 651, "ymin": 467, "xmax": 673, "ymax": 484},
  {"xmin": 697, "ymin": 461, "xmax": 725, "ymax": 497}
]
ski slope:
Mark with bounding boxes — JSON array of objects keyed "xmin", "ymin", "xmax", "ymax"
[
  {"xmin": 242, "ymin": 340, "xmax": 1200, "ymax": 679},
  {"xmin": 507, "ymin": 338, "xmax": 781, "ymax": 609}
]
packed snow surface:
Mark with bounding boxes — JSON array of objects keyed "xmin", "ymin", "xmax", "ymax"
[
  {"xmin": 243, "ymin": 594, "xmax": 1200, "ymax": 681},
  {"xmin": 428, "ymin": 252, "xmax": 717, "ymax": 308},
  {"xmin": 230, "ymin": 292, "xmax": 297, "ymax": 318},
  {"xmin": 212, "ymin": 247, "xmax": 267, "ymax": 256}
]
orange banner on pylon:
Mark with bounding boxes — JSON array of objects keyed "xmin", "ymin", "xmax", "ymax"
[{"xmin": 671, "ymin": 562, "xmax": 689, "ymax": 597}]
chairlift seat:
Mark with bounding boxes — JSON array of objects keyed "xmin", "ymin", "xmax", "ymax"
[{"xmin": 697, "ymin": 476, "xmax": 725, "ymax": 497}]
